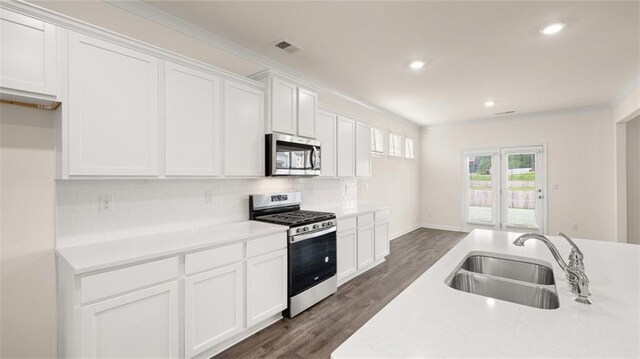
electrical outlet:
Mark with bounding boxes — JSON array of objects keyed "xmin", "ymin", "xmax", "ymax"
[
  {"xmin": 571, "ymin": 223, "xmax": 578, "ymax": 230},
  {"xmin": 99, "ymin": 195, "xmax": 113, "ymax": 213},
  {"xmin": 364, "ymin": 184, "xmax": 369, "ymax": 192},
  {"xmin": 205, "ymin": 190, "xmax": 214, "ymax": 204},
  {"xmin": 552, "ymin": 183, "xmax": 559, "ymax": 190}
]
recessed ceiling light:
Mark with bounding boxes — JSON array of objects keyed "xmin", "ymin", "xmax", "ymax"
[
  {"xmin": 409, "ymin": 61, "xmax": 425, "ymax": 70},
  {"xmin": 484, "ymin": 101, "xmax": 496, "ymax": 107},
  {"xmin": 541, "ymin": 23, "xmax": 565, "ymax": 35}
]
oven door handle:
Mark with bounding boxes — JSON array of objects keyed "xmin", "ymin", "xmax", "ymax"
[{"xmin": 290, "ymin": 226, "xmax": 336, "ymax": 243}]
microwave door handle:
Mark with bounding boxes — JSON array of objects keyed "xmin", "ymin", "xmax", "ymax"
[{"xmin": 310, "ymin": 147, "xmax": 316, "ymax": 169}]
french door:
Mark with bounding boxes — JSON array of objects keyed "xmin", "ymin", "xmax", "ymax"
[{"xmin": 462, "ymin": 146, "xmax": 546, "ymax": 234}]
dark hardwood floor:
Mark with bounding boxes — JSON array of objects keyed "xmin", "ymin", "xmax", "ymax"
[{"xmin": 215, "ymin": 228, "xmax": 467, "ymax": 359}]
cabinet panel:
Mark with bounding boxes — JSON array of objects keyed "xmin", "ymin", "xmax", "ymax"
[
  {"xmin": 246, "ymin": 249, "xmax": 287, "ymax": 327},
  {"xmin": 297, "ymin": 87, "xmax": 317, "ymax": 138},
  {"xmin": 223, "ymin": 81, "xmax": 265, "ymax": 176},
  {"xmin": 80, "ymin": 281, "xmax": 179, "ymax": 358},
  {"xmin": 337, "ymin": 229, "xmax": 357, "ymax": 281},
  {"xmin": 375, "ymin": 221, "xmax": 390, "ymax": 261},
  {"xmin": 271, "ymin": 78, "xmax": 297, "ymax": 135},
  {"xmin": 68, "ymin": 33, "xmax": 159, "ymax": 176},
  {"xmin": 355, "ymin": 122, "xmax": 371, "ymax": 177},
  {"xmin": 165, "ymin": 62, "xmax": 221, "ymax": 176},
  {"xmin": 0, "ymin": 9, "xmax": 57, "ymax": 96},
  {"xmin": 317, "ymin": 110, "xmax": 336, "ymax": 177},
  {"xmin": 357, "ymin": 225, "xmax": 374, "ymax": 269},
  {"xmin": 185, "ymin": 262, "xmax": 243, "ymax": 358},
  {"xmin": 337, "ymin": 116, "xmax": 355, "ymax": 177}
]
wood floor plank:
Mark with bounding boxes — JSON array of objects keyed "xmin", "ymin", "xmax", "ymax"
[{"xmin": 214, "ymin": 228, "xmax": 467, "ymax": 359}]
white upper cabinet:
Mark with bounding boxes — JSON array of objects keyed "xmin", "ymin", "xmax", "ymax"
[
  {"xmin": 297, "ymin": 87, "xmax": 318, "ymax": 138},
  {"xmin": 164, "ymin": 62, "xmax": 221, "ymax": 176},
  {"xmin": 250, "ymin": 70, "xmax": 318, "ymax": 139},
  {"xmin": 68, "ymin": 33, "xmax": 159, "ymax": 176},
  {"xmin": 271, "ymin": 77, "xmax": 297, "ymax": 135},
  {"xmin": 0, "ymin": 9, "xmax": 58, "ymax": 100},
  {"xmin": 355, "ymin": 121, "xmax": 371, "ymax": 177},
  {"xmin": 337, "ymin": 116, "xmax": 356, "ymax": 177},
  {"xmin": 223, "ymin": 81, "xmax": 265, "ymax": 177},
  {"xmin": 317, "ymin": 110, "xmax": 337, "ymax": 177}
]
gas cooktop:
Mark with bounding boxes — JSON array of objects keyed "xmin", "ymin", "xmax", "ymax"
[{"xmin": 255, "ymin": 210, "xmax": 335, "ymax": 226}]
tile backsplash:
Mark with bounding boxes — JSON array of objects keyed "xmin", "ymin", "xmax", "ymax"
[{"xmin": 55, "ymin": 178, "xmax": 357, "ymax": 247}]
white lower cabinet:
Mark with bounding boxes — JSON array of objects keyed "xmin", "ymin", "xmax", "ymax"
[
  {"xmin": 80, "ymin": 281, "xmax": 180, "ymax": 358},
  {"xmin": 337, "ymin": 228, "xmax": 358, "ymax": 282},
  {"xmin": 185, "ymin": 262, "xmax": 243, "ymax": 358},
  {"xmin": 375, "ymin": 221, "xmax": 390, "ymax": 260},
  {"xmin": 246, "ymin": 249, "xmax": 288, "ymax": 327},
  {"xmin": 357, "ymin": 224, "xmax": 375, "ymax": 269}
]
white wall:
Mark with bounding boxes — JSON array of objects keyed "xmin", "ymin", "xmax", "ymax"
[
  {"xmin": 420, "ymin": 107, "xmax": 616, "ymax": 241},
  {"xmin": 627, "ymin": 117, "xmax": 640, "ymax": 244},
  {"xmin": 0, "ymin": 104, "xmax": 57, "ymax": 358}
]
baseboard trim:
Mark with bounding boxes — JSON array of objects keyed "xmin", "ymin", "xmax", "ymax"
[
  {"xmin": 420, "ymin": 223, "xmax": 464, "ymax": 232},
  {"xmin": 390, "ymin": 225, "xmax": 421, "ymax": 241}
]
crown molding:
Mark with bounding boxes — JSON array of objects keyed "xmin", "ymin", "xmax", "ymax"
[{"xmin": 106, "ymin": 0, "xmax": 419, "ymax": 129}]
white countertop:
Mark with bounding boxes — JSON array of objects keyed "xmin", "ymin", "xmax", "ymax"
[
  {"xmin": 332, "ymin": 229, "xmax": 640, "ymax": 358},
  {"xmin": 57, "ymin": 221, "xmax": 287, "ymax": 275},
  {"xmin": 304, "ymin": 204, "xmax": 389, "ymax": 219}
]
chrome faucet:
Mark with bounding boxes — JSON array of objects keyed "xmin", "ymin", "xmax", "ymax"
[{"xmin": 513, "ymin": 232, "xmax": 592, "ymax": 304}]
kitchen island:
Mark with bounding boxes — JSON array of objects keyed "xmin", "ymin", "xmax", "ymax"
[{"xmin": 332, "ymin": 229, "xmax": 640, "ymax": 358}]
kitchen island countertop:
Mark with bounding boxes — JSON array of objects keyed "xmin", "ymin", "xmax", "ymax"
[{"xmin": 332, "ymin": 229, "xmax": 640, "ymax": 358}]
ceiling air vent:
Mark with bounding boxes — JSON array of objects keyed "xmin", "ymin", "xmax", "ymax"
[
  {"xmin": 495, "ymin": 110, "xmax": 517, "ymax": 116},
  {"xmin": 274, "ymin": 40, "xmax": 301, "ymax": 53}
]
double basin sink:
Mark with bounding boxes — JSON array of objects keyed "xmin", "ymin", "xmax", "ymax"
[{"xmin": 446, "ymin": 252, "xmax": 559, "ymax": 309}]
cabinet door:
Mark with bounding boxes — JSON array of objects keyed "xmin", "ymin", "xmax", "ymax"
[
  {"xmin": 317, "ymin": 110, "xmax": 336, "ymax": 177},
  {"xmin": 246, "ymin": 249, "xmax": 287, "ymax": 327},
  {"xmin": 165, "ymin": 62, "xmax": 221, "ymax": 176},
  {"xmin": 185, "ymin": 262, "xmax": 243, "ymax": 358},
  {"xmin": 271, "ymin": 78, "xmax": 297, "ymax": 135},
  {"xmin": 297, "ymin": 87, "xmax": 317, "ymax": 138},
  {"xmin": 357, "ymin": 225, "xmax": 374, "ymax": 269},
  {"xmin": 337, "ymin": 229, "xmax": 357, "ymax": 281},
  {"xmin": 80, "ymin": 281, "xmax": 179, "ymax": 358},
  {"xmin": 68, "ymin": 33, "xmax": 159, "ymax": 176},
  {"xmin": 0, "ymin": 9, "xmax": 57, "ymax": 96},
  {"xmin": 337, "ymin": 116, "xmax": 355, "ymax": 177},
  {"xmin": 355, "ymin": 122, "xmax": 371, "ymax": 177},
  {"xmin": 223, "ymin": 81, "xmax": 265, "ymax": 176},
  {"xmin": 374, "ymin": 221, "xmax": 390, "ymax": 261}
]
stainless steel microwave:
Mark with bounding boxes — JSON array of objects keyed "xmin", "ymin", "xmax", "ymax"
[{"xmin": 266, "ymin": 133, "xmax": 321, "ymax": 176}]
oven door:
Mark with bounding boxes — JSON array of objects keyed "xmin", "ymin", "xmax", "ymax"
[
  {"xmin": 266, "ymin": 133, "xmax": 321, "ymax": 176},
  {"xmin": 288, "ymin": 226, "xmax": 337, "ymax": 297}
]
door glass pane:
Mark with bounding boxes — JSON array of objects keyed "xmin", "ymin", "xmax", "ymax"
[
  {"xmin": 466, "ymin": 155, "xmax": 494, "ymax": 224},
  {"xmin": 505, "ymin": 153, "xmax": 537, "ymax": 228}
]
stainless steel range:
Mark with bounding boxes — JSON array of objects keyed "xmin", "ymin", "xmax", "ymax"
[{"xmin": 249, "ymin": 192, "xmax": 337, "ymax": 318}]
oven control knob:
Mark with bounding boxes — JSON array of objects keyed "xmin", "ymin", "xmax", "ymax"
[
  {"xmin": 297, "ymin": 228, "xmax": 303, "ymax": 233},
  {"xmin": 303, "ymin": 227, "xmax": 309, "ymax": 232},
  {"xmin": 313, "ymin": 224, "xmax": 320, "ymax": 230},
  {"xmin": 321, "ymin": 222, "xmax": 326, "ymax": 227},
  {"xmin": 326, "ymin": 221, "xmax": 333, "ymax": 226}
]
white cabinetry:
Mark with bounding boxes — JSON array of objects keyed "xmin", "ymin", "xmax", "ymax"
[
  {"xmin": 355, "ymin": 121, "xmax": 371, "ymax": 177},
  {"xmin": 164, "ymin": 62, "xmax": 221, "ymax": 176},
  {"xmin": 0, "ymin": 8, "xmax": 59, "ymax": 107},
  {"xmin": 67, "ymin": 32, "xmax": 159, "ymax": 176},
  {"xmin": 246, "ymin": 249, "xmax": 288, "ymax": 327},
  {"xmin": 250, "ymin": 70, "xmax": 318, "ymax": 139},
  {"xmin": 356, "ymin": 215, "xmax": 375, "ymax": 269},
  {"xmin": 337, "ymin": 221, "xmax": 358, "ymax": 282},
  {"xmin": 185, "ymin": 262, "xmax": 243, "ymax": 358},
  {"xmin": 80, "ymin": 282, "xmax": 180, "ymax": 358},
  {"xmin": 375, "ymin": 210, "xmax": 390, "ymax": 260},
  {"xmin": 317, "ymin": 109, "xmax": 337, "ymax": 177},
  {"xmin": 223, "ymin": 81, "xmax": 265, "ymax": 176},
  {"xmin": 337, "ymin": 116, "xmax": 356, "ymax": 177}
]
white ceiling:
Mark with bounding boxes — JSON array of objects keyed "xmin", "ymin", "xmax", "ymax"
[{"xmin": 144, "ymin": 1, "xmax": 639, "ymax": 126}]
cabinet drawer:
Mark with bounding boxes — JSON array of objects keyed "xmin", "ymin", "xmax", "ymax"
[
  {"xmin": 337, "ymin": 217, "xmax": 357, "ymax": 233},
  {"xmin": 185, "ymin": 242, "xmax": 243, "ymax": 276},
  {"xmin": 375, "ymin": 209, "xmax": 390, "ymax": 222},
  {"xmin": 247, "ymin": 232, "xmax": 287, "ymax": 258},
  {"xmin": 357, "ymin": 213, "xmax": 374, "ymax": 227},
  {"xmin": 81, "ymin": 257, "xmax": 178, "ymax": 304}
]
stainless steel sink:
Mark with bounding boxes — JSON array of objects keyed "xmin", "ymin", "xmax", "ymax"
[
  {"xmin": 460, "ymin": 254, "xmax": 555, "ymax": 285},
  {"xmin": 446, "ymin": 252, "xmax": 559, "ymax": 310}
]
